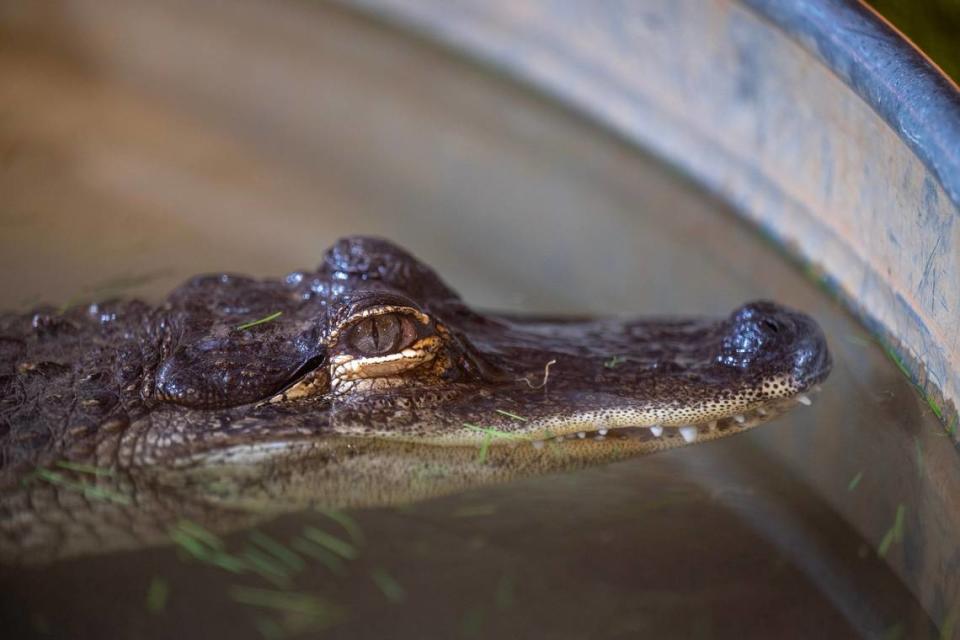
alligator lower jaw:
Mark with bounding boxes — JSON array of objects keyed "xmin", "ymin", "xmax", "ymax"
[{"xmin": 525, "ymin": 389, "xmax": 819, "ymax": 447}]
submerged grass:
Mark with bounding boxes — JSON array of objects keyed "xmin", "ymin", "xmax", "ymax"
[
  {"xmin": 249, "ymin": 531, "xmax": 305, "ymax": 573},
  {"xmin": 461, "ymin": 606, "xmax": 485, "ymax": 638},
  {"xmin": 941, "ymin": 606, "xmax": 959, "ymax": 640},
  {"xmin": 371, "ymin": 567, "xmax": 406, "ymax": 604},
  {"xmin": 877, "ymin": 503, "xmax": 907, "ymax": 558},
  {"xmin": 228, "ymin": 586, "xmax": 337, "ymax": 617},
  {"xmin": 317, "ymin": 508, "xmax": 365, "ymax": 546},
  {"xmin": 53, "ymin": 461, "xmax": 115, "ymax": 477},
  {"xmin": 236, "ymin": 311, "xmax": 283, "ymax": 331},
  {"xmin": 846, "ymin": 471, "xmax": 863, "ymax": 492},
  {"xmin": 302, "ymin": 527, "xmax": 358, "ymax": 560},
  {"xmin": 241, "ymin": 547, "xmax": 297, "ymax": 588},
  {"xmin": 32, "ymin": 468, "xmax": 131, "ymax": 505},
  {"xmin": 290, "ymin": 537, "xmax": 346, "ymax": 575},
  {"xmin": 146, "ymin": 577, "xmax": 170, "ymax": 614},
  {"xmin": 494, "ymin": 573, "xmax": 516, "ymax": 610},
  {"xmin": 229, "ymin": 587, "xmax": 343, "ymax": 638},
  {"xmin": 169, "ymin": 519, "xmax": 251, "ymax": 574},
  {"xmin": 167, "ymin": 520, "xmax": 364, "ymax": 634}
]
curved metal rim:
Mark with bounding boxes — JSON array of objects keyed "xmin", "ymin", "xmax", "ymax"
[
  {"xmin": 746, "ymin": 0, "xmax": 960, "ymax": 210},
  {"xmin": 342, "ymin": 0, "xmax": 960, "ymax": 433}
]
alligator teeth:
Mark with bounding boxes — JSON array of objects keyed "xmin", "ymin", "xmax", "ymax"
[
  {"xmin": 707, "ymin": 421, "xmax": 717, "ymax": 431},
  {"xmin": 756, "ymin": 407, "xmax": 768, "ymax": 416},
  {"xmin": 798, "ymin": 394, "xmax": 812, "ymax": 406},
  {"xmin": 679, "ymin": 426, "xmax": 698, "ymax": 443},
  {"xmin": 594, "ymin": 435, "xmax": 605, "ymax": 441},
  {"xmin": 598, "ymin": 428, "xmax": 609, "ymax": 436},
  {"xmin": 650, "ymin": 426, "xmax": 663, "ymax": 437},
  {"xmin": 734, "ymin": 414, "xmax": 746, "ymax": 424},
  {"xmin": 577, "ymin": 431, "xmax": 586, "ymax": 439}
]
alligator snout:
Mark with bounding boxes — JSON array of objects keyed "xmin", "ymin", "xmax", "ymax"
[{"xmin": 718, "ymin": 300, "xmax": 831, "ymax": 389}]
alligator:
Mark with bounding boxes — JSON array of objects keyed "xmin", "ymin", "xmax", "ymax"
[{"xmin": 0, "ymin": 236, "xmax": 831, "ymax": 562}]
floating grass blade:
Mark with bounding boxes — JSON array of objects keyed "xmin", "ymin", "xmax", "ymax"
[
  {"xmin": 603, "ymin": 355, "xmax": 626, "ymax": 369},
  {"xmin": 462, "ymin": 423, "xmax": 528, "ymax": 441},
  {"xmin": 236, "ymin": 311, "xmax": 283, "ymax": 331},
  {"xmin": 494, "ymin": 409, "xmax": 527, "ymax": 421}
]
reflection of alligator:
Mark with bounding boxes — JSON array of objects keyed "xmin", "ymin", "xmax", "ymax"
[{"xmin": 0, "ymin": 236, "xmax": 830, "ymax": 562}]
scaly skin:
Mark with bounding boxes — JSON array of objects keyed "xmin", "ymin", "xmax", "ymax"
[{"xmin": 0, "ymin": 236, "xmax": 831, "ymax": 562}]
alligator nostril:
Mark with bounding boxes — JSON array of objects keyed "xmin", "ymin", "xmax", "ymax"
[{"xmin": 762, "ymin": 319, "xmax": 780, "ymax": 333}]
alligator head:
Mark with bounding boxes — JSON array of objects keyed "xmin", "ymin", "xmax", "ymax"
[{"xmin": 0, "ymin": 236, "xmax": 831, "ymax": 561}]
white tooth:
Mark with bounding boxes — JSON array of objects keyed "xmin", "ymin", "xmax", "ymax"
[
  {"xmin": 679, "ymin": 426, "xmax": 698, "ymax": 443},
  {"xmin": 798, "ymin": 394, "xmax": 812, "ymax": 406},
  {"xmin": 598, "ymin": 428, "xmax": 609, "ymax": 436},
  {"xmin": 532, "ymin": 440, "xmax": 545, "ymax": 450},
  {"xmin": 594, "ymin": 435, "xmax": 605, "ymax": 441},
  {"xmin": 756, "ymin": 407, "xmax": 768, "ymax": 416},
  {"xmin": 734, "ymin": 414, "xmax": 746, "ymax": 424},
  {"xmin": 707, "ymin": 421, "xmax": 718, "ymax": 430},
  {"xmin": 577, "ymin": 431, "xmax": 586, "ymax": 439},
  {"xmin": 556, "ymin": 435, "xmax": 565, "ymax": 441},
  {"xmin": 650, "ymin": 426, "xmax": 663, "ymax": 437}
]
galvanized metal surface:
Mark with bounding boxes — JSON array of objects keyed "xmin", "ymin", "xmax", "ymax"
[{"xmin": 345, "ymin": 0, "xmax": 960, "ymax": 444}]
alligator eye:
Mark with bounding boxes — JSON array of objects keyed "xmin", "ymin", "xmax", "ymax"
[{"xmin": 347, "ymin": 313, "xmax": 418, "ymax": 356}]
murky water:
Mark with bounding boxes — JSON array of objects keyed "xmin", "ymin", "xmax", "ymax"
[{"xmin": 1, "ymin": 2, "xmax": 958, "ymax": 638}]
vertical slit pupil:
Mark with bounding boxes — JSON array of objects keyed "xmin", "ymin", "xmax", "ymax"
[{"xmin": 351, "ymin": 314, "xmax": 402, "ymax": 355}]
